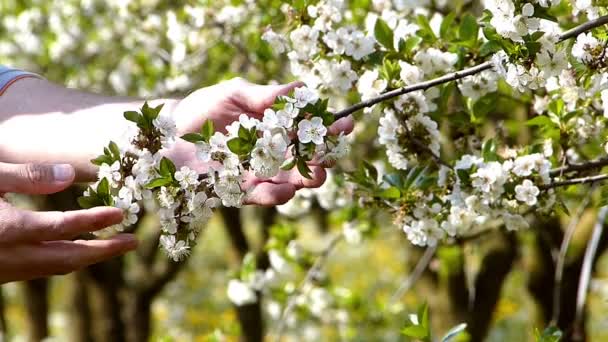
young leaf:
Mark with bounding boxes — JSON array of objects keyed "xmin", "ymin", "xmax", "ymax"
[
  {"xmin": 159, "ymin": 157, "xmax": 177, "ymax": 177},
  {"xmin": 97, "ymin": 178, "xmax": 110, "ymax": 196},
  {"xmin": 108, "ymin": 141, "xmax": 121, "ymax": 161},
  {"xmin": 281, "ymin": 158, "xmax": 297, "ymax": 171},
  {"xmin": 227, "ymin": 138, "xmax": 251, "ymax": 156},
  {"xmin": 201, "ymin": 120, "xmax": 215, "ymax": 141},
  {"xmin": 124, "ymin": 111, "xmax": 142, "ymax": 125},
  {"xmin": 77, "ymin": 195, "xmax": 102, "ymax": 209},
  {"xmin": 145, "ymin": 177, "xmax": 173, "ymax": 189},
  {"xmin": 374, "ymin": 18, "xmax": 394, "ymax": 50},
  {"xmin": 416, "ymin": 15, "xmax": 437, "ymax": 43},
  {"xmin": 181, "ymin": 133, "xmax": 205, "ymax": 143},
  {"xmin": 440, "ymin": 12, "xmax": 456, "ymax": 40},
  {"xmin": 91, "ymin": 155, "xmax": 113, "ymax": 166},
  {"xmin": 401, "ymin": 325, "xmax": 429, "ymax": 340},
  {"xmin": 380, "ymin": 186, "xmax": 401, "ymax": 199},
  {"xmin": 479, "ymin": 40, "xmax": 502, "ymax": 57},
  {"xmin": 459, "ymin": 14, "xmax": 478, "ymax": 45},
  {"xmin": 535, "ymin": 326, "xmax": 562, "ymax": 342},
  {"xmin": 481, "ymin": 139, "xmax": 497, "ymax": 161},
  {"xmin": 297, "ymin": 158, "xmax": 313, "ymax": 179}
]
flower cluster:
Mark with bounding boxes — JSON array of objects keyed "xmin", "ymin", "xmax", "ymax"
[
  {"xmin": 377, "ymin": 95, "xmax": 440, "ymax": 170},
  {"xmin": 483, "ymin": 0, "xmax": 574, "ymax": 92},
  {"xmin": 80, "ymin": 87, "xmax": 349, "ymax": 261},
  {"xmin": 396, "ymin": 149, "xmax": 555, "ymax": 247}
]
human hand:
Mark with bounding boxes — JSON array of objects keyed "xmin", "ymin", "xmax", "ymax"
[
  {"xmin": 0, "ymin": 162, "xmax": 138, "ymax": 283},
  {"xmin": 168, "ymin": 78, "xmax": 354, "ymax": 206}
]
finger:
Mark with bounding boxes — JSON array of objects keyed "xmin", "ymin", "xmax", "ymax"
[
  {"xmin": 328, "ymin": 116, "xmax": 354, "ymax": 136},
  {"xmin": 1, "ymin": 206, "xmax": 124, "ymax": 244},
  {"xmin": 245, "ymin": 81, "xmax": 305, "ymax": 113},
  {"xmin": 0, "ymin": 234, "xmax": 138, "ymax": 282},
  {"xmin": 243, "ymin": 182, "xmax": 297, "ymax": 206},
  {"xmin": 269, "ymin": 166, "xmax": 327, "ymax": 190},
  {"xmin": 0, "ymin": 162, "xmax": 75, "ymax": 195}
]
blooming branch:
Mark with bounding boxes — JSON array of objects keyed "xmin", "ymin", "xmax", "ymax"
[{"xmin": 334, "ymin": 15, "xmax": 608, "ymax": 119}]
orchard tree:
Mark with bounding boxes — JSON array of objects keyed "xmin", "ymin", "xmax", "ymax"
[{"xmin": 3, "ymin": 0, "xmax": 608, "ymax": 341}]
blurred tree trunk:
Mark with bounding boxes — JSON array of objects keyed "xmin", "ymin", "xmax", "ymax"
[
  {"xmin": 466, "ymin": 232, "xmax": 517, "ymax": 341},
  {"xmin": 23, "ymin": 279, "xmax": 49, "ymax": 342},
  {"xmin": 528, "ymin": 215, "xmax": 608, "ymax": 341},
  {"xmin": 87, "ymin": 261, "xmax": 127, "ymax": 342},
  {"xmin": 70, "ymin": 272, "xmax": 94, "ymax": 342},
  {"xmin": 0, "ymin": 287, "xmax": 7, "ymax": 340},
  {"xmin": 220, "ymin": 207, "xmax": 272, "ymax": 342},
  {"xmin": 442, "ymin": 232, "xmax": 517, "ymax": 342}
]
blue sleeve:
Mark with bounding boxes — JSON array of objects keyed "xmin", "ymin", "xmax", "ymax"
[{"xmin": 0, "ymin": 65, "xmax": 43, "ymax": 95}]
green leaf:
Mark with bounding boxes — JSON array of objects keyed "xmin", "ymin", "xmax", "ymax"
[
  {"xmin": 440, "ymin": 12, "xmax": 456, "ymax": 40},
  {"xmin": 159, "ymin": 157, "xmax": 176, "ymax": 177},
  {"xmin": 91, "ymin": 155, "xmax": 113, "ymax": 166},
  {"xmin": 401, "ymin": 325, "xmax": 429, "ymax": 339},
  {"xmin": 374, "ymin": 18, "xmax": 394, "ymax": 50},
  {"xmin": 77, "ymin": 196, "xmax": 102, "ymax": 209},
  {"xmin": 471, "ymin": 93, "xmax": 498, "ymax": 121},
  {"xmin": 404, "ymin": 166, "xmax": 427, "ymax": 190},
  {"xmin": 227, "ymin": 138, "xmax": 253, "ymax": 156},
  {"xmin": 181, "ymin": 133, "xmax": 205, "ymax": 143},
  {"xmin": 535, "ymin": 326, "xmax": 562, "ymax": 342},
  {"xmin": 240, "ymin": 253, "xmax": 258, "ymax": 279},
  {"xmin": 142, "ymin": 102, "xmax": 163, "ymax": 123},
  {"xmin": 479, "ymin": 41, "xmax": 502, "ymax": 57},
  {"xmin": 416, "ymin": 15, "xmax": 437, "ymax": 43},
  {"xmin": 441, "ymin": 323, "xmax": 467, "ymax": 342},
  {"xmin": 97, "ymin": 178, "xmax": 110, "ymax": 196},
  {"xmin": 109, "ymin": 141, "xmax": 121, "ymax": 160},
  {"xmin": 459, "ymin": 14, "xmax": 478, "ymax": 45},
  {"xmin": 363, "ymin": 161, "xmax": 378, "ymax": 182},
  {"xmin": 383, "ymin": 173, "xmax": 403, "ymax": 188},
  {"xmin": 124, "ymin": 111, "xmax": 142, "ymax": 125},
  {"xmin": 201, "ymin": 120, "xmax": 215, "ymax": 141},
  {"xmin": 380, "ymin": 186, "xmax": 401, "ymax": 199},
  {"xmin": 526, "ymin": 115, "xmax": 558, "ymax": 128},
  {"xmin": 482, "ymin": 139, "xmax": 497, "ymax": 161},
  {"xmin": 401, "ymin": 36, "xmax": 422, "ymax": 56},
  {"xmin": 281, "ymin": 158, "xmax": 297, "ymax": 171},
  {"xmin": 296, "ymin": 158, "xmax": 313, "ymax": 179},
  {"xmin": 457, "ymin": 169, "xmax": 470, "ymax": 185},
  {"xmin": 145, "ymin": 177, "xmax": 173, "ymax": 189}
]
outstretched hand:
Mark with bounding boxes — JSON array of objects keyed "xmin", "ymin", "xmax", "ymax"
[
  {"xmin": 0, "ymin": 162, "xmax": 138, "ymax": 283},
  {"xmin": 169, "ymin": 78, "xmax": 354, "ymax": 206}
]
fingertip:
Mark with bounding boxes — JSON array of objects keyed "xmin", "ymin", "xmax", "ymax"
[
  {"xmin": 111, "ymin": 233, "xmax": 139, "ymax": 249},
  {"xmin": 303, "ymin": 166, "xmax": 327, "ymax": 189},
  {"xmin": 244, "ymin": 183, "xmax": 297, "ymax": 206},
  {"xmin": 329, "ymin": 116, "xmax": 355, "ymax": 136},
  {"xmin": 85, "ymin": 206, "xmax": 124, "ymax": 227}
]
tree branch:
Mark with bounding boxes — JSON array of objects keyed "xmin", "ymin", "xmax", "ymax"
[
  {"xmin": 572, "ymin": 206, "xmax": 608, "ymax": 340},
  {"xmin": 388, "ymin": 245, "xmax": 437, "ymax": 304},
  {"xmin": 541, "ymin": 174, "xmax": 608, "ymax": 190},
  {"xmin": 334, "ymin": 15, "xmax": 608, "ymax": 119},
  {"xmin": 550, "ymin": 157, "xmax": 608, "ymax": 176},
  {"xmin": 550, "ymin": 187, "xmax": 595, "ymax": 325}
]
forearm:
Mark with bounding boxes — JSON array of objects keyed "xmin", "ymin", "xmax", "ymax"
[{"xmin": 0, "ymin": 78, "xmax": 178, "ymax": 182}]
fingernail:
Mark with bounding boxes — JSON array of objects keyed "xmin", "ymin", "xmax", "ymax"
[{"xmin": 52, "ymin": 164, "xmax": 74, "ymax": 182}]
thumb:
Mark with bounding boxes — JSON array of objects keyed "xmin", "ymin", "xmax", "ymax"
[
  {"xmin": 247, "ymin": 81, "xmax": 305, "ymax": 113},
  {"xmin": 0, "ymin": 162, "xmax": 75, "ymax": 195}
]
